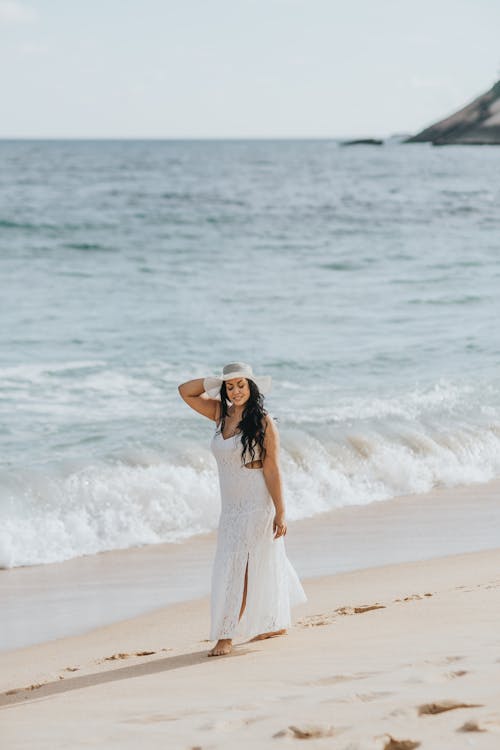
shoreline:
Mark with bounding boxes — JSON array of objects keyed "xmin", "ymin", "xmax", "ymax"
[
  {"xmin": 2, "ymin": 547, "xmax": 500, "ymax": 748},
  {"xmin": 2, "ymin": 476, "xmax": 500, "ymax": 652}
]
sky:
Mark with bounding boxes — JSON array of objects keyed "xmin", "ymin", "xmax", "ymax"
[{"xmin": 1, "ymin": 0, "xmax": 499, "ymax": 139}]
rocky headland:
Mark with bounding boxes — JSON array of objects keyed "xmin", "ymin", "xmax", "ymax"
[{"xmin": 406, "ymin": 80, "xmax": 500, "ymax": 145}]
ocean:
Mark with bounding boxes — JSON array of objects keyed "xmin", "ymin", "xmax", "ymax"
[{"xmin": 1, "ymin": 139, "xmax": 499, "ymax": 569}]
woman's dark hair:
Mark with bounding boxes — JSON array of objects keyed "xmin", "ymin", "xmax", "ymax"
[{"xmin": 218, "ymin": 379, "xmax": 268, "ymax": 465}]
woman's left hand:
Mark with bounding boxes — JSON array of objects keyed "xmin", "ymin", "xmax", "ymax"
[{"xmin": 273, "ymin": 513, "xmax": 287, "ymax": 539}]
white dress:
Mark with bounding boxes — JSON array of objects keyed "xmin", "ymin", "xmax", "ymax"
[{"xmin": 209, "ymin": 419, "xmax": 307, "ymax": 641}]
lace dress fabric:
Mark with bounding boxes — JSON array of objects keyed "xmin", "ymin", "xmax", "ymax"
[{"xmin": 209, "ymin": 422, "xmax": 307, "ymax": 641}]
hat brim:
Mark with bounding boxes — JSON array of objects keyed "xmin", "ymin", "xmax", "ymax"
[{"xmin": 203, "ymin": 374, "xmax": 272, "ymax": 398}]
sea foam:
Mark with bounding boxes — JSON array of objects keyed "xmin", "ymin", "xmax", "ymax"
[{"xmin": 1, "ymin": 402, "xmax": 499, "ymax": 568}]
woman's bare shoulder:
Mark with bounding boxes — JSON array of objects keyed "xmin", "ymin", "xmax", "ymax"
[
  {"xmin": 263, "ymin": 413, "xmax": 279, "ymax": 435},
  {"xmin": 264, "ymin": 412, "xmax": 278, "ymax": 424}
]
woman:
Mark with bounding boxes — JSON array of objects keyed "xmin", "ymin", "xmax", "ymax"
[{"xmin": 178, "ymin": 361, "xmax": 307, "ymax": 657}]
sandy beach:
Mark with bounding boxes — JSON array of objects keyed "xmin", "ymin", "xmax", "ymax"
[
  {"xmin": 1, "ymin": 550, "xmax": 500, "ymax": 749},
  {"xmin": 1, "ymin": 480, "xmax": 500, "ymax": 749}
]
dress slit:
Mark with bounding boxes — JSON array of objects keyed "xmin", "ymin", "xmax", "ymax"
[{"xmin": 239, "ymin": 553, "xmax": 249, "ymax": 621}]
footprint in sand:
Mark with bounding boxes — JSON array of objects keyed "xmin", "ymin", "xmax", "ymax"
[
  {"xmin": 418, "ymin": 699, "xmax": 483, "ymax": 716},
  {"xmin": 380, "ymin": 736, "xmax": 421, "ymax": 750},
  {"xmin": 5, "ymin": 682, "xmax": 45, "ymax": 696},
  {"xmin": 97, "ymin": 649, "xmax": 171, "ymax": 663},
  {"xmin": 458, "ymin": 716, "xmax": 500, "ymax": 733},
  {"xmin": 394, "ymin": 593, "xmax": 432, "ymax": 602},
  {"xmin": 297, "ymin": 603, "xmax": 386, "ymax": 628},
  {"xmin": 336, "ymin": 603, "xmax": 386, "ymax": 615},
  {"xmin": 403, "ymin": 666, "xmax": 469, "ymax": 687},
  {"xmin": 297, "ymin": 613, "xmax": 335, "ymax": 627},
  {"xmin": 273, "ymin": 723, "xmax": 337, "ymax": 739}
]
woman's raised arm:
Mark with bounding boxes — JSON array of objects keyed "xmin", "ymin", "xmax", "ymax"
[{"xmin": 178, "ymin": 378, "xmax": 220, "ymax": 421}]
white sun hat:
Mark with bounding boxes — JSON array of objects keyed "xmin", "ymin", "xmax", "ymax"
[{"xmin": 203, "ymin": 362, "xmax": 272, "ymax": 398}]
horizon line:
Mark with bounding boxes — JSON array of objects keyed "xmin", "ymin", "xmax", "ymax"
[{"xmin": 0, "ymin": 133, "xmax": 412, "ymax": 142}]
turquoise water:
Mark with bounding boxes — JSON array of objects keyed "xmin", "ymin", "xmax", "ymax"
[{"xmin": 1, "ymin": 139, "xmax": 499, "ymax": 567}]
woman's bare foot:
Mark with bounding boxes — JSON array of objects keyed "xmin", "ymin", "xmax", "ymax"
[
  {"xmin": 250, "ymin": 628, "xmax": 287, "ymax": 641},
  {"xmin": 207, "ymin": 638, "xmax": 232, "ymax": 657}
]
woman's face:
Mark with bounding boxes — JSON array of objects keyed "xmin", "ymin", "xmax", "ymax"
[{"xmin": 225, "ymin": 377, "xmax": 251, "ymax": 406}]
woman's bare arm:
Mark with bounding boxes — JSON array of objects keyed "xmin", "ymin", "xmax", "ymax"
[
  {"xmin": 262, "ymin": 415, "xmax": 287, "ymax": 537},
  {"xmin": 178, "ymin": 378, "xmax": 220, "ymax": 422}
]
